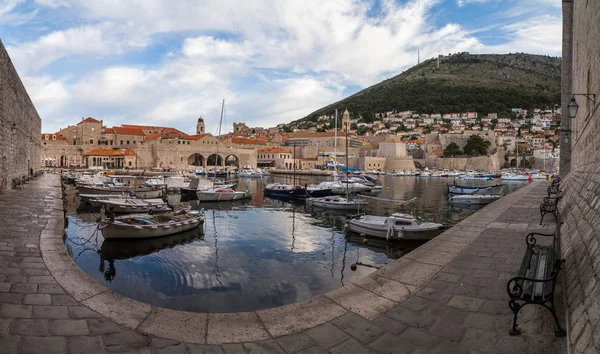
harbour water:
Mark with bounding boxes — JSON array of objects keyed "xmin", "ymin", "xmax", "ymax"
[{"xmin": 64, "ymin": 175, "xmax": 528, "ymax": 313}]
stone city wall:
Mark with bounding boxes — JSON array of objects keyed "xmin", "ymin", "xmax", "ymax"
[
  {"xmin": 428, "ymin": 152, "xmax": 502, "ymax": 171},
  {"xmin": 560, "ymin": 1, "xmax": 600, "ymax": 353},
  {"xmin": 0, "ymin": 40, "xmax": 41, "ymax": 192}
]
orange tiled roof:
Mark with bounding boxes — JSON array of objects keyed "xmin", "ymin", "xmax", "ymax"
[
  {"xmin": 290, "ymin": 130, "xmax": 346, "ymax": 139},
  {"xmin": 258, "ymin": 147, "xmax": 291, "ymax": 153},
  {"xmin": 112, "ymin": 126, "xmax": 146, "ymax": 136},
  {"xmin": 120, "ymin": 124, "xmax": 180, "ymax": 133},
  {"xmin": 105, "ymin": 128, "xmax": 115, "ymax": 134},
  {"xmin": 84, "ymin": 148, "xmax": 136, "ymax": 156},
  {"xmin": 225, "ymin": 137, "xmax": 266, "ymax": 145},
  {"xmin": 82, "ymin": 117, "xmax": 100, "ymax": 123}
]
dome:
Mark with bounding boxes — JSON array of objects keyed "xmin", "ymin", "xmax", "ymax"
[{"xmin": 197, "ymin": 117, "xmax": 204, "ymax": 122}]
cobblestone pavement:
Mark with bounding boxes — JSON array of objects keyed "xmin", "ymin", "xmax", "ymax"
[{"xmin": 0, "ymin": 174, "xmax": 567, "ymax": 353}]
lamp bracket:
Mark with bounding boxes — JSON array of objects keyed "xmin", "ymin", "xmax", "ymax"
[{"xmin": 573, "ymin": 93, "xmax": 596, "ymax": 103}]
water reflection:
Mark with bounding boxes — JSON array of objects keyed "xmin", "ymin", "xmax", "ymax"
[{"xmin": 64, "ymin": 175, "xmax": 528, "ymax": 313}]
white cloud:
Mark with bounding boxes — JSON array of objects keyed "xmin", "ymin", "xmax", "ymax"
[
  {"xmin": 21, "ymin": 75, "xmax": 71, "ymax": 131},
  {"xmin": 0, "ymin": 0, "xmax": 22, "ymax": 17},
  {"xmin": 4, "ymin": 0, "xmax": 563, "ymax": 132}
]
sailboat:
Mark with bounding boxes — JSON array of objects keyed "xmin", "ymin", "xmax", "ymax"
[
  {"xmin": 308, "ymin": 113, "xmax": 367, "ymax": 211},
  {"xmin": 196, "ymin": 100, "xmax": 251, "ymax": 202}
]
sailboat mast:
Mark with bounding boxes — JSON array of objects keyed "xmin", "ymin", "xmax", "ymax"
[
  {"xmin": 334, "ymin": 109, "xmax": 338, "ymax": 171},
  {"xmin": 345, "ymin": 121, "xmax": 349, "ymax": 198},
  {"xmin": 293, "ymin": 141, "xmax": 296, "ymax": 186},
  {"xmin": 217, "ymin": 99, "xmax": 224, "ymax": 167}
]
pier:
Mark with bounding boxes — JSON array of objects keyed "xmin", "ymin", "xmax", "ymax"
[{"xmin": 0, "ymin": 173, "xmax": 567, "ymax": 353}]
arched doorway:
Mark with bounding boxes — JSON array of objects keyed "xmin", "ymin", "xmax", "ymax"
[
  {"xmin": 207, "ymin": 154, "xmax": 223, "ymax": 167},
  {"xmin": 510, "ymin": 159, "xmax": 516, "ymax": 167},
  {"xmin": 225, "ymin": 154, "xmax": 239, "ymax": 167},
  {"xmin": 188, "ymin": 153, "xmax": 205, "ymax": 167}
]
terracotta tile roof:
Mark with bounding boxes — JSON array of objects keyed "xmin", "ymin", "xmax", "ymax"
[
  {"xmin": 112, "ymin": 126, "xmax": 146, "ymax": 136},
  {"xmin": 41, "ymin": 133, "xmax": 66, "ymax": 140},
  {"xmin": 145, "ymin": 132, "xmax": 164, "ymax": 141},
  {"xmin": 105, "ymin": 128, "xmax": 115, "ymax": 134},
  {"xmin": 258, "ymin": 147, "xmax": 291, "ymax": 153},
  {"xmin": 84, "ymin": 148, "xmax": 136, "ymax": 156},
  {"xmin": 120, "ymin": 124, "xmax": 180, "ymax": 133},
  {"xmin": 290, "ymin": 130, "xmax": 346, "ymax": 139},
  {"xmin": 190, "ymin": 133, "xmax": 210, "ymax": 140},
  {"xmin": 82, "ymin": 117, "xmax": 100, "ymax": 123}
]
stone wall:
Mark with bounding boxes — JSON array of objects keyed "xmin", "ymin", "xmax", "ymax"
[
  {"xmin": 426, "ymin": 152, "xmax": 502, "ymax": 171},
  {"xmin": 560, "ymin": 1, "xmax": 600, "ymax": 352},
  {"xmin": 0, "ymin": 40, "xmax": 41, "ymax": 192}
]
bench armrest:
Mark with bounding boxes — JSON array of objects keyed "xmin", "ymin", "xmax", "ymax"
[{"xmin": 526, "ymin": 232, "xmax": 555, "ymax": 245}]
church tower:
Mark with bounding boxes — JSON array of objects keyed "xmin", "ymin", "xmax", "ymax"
[
  {"xmin": 196, "ymin": 117, "xmax": 205, "ymax": 134},
  {"xmin": 342, "ymin": 108, "xmax": 351, "ymax": 132}
]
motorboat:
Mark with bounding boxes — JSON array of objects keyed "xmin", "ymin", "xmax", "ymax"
[
  {"xmin": 206, "ymin": 169, "xmax": 228, "ymax": 177},
  {"xmin": 77, "ymin": 184, "xmax": 164, "ymax": 199},
  {"xmin": 419, "ymin": 172, "xmax": 431, "ymax": 177},
  {"xmin": 264, "ymin": 183, "xmax": 332, "ymax": 199},
  {"xmin": 336, "ymin": 174, "xmax": 383, "ymax": 190},
  {"xmin": 501, "ymin": 174, "xmax": 531, "ymax": 181},
  {"xmin": 196, "ymin": 188, "xmax": 251, "ymax": 202},
  {"xmin": 144, "ymin": 176, "xmax": 190, "ymax": 192},
  {"xmin": 346, "ymin": 213, "xmax": 444, "ymax": 241},
  {"xmin": 90, "ymin": 198, "xmax": 171, "ymax": 213},
  {"xmin": 448, "ymin": 184, "xmax": 504, "ymax": 195},
  {"xmin": 315, "ymin": 180, "xmax": 372, "ymax": 194},
  {"xmin": 460, "ymin": 175, "xmax": 494, "ymax": 181},
  {"xmin": 99, "ymin": 209, "xmax": 205, "ymax": 239},
  {"xmin": 448, "ymin": 194, "xmax": 502, "ymax": 205},
  {"xmin": 239, "ymin": 168, "xmax": 265, "ymax": 178},
  {"xmin": 307, "ymin": 196, "xmax": 367, "ymax": 211}
]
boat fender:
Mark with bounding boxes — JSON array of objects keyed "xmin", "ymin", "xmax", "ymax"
[
  {"xmin": 127, "ymin": 219, "xmax": 132, "ymax": 224},
  {"xmin": 350, "ymin": 263, "xmax": 357, "ymax": 271},
  {"xmin": 362, "ymin": 238, "xmax": 368, "ymax": 244}
]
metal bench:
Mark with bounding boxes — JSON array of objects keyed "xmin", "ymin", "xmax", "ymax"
[
  {"xmin": 540, "ymin": 196, "xmax": 559, "ymax": 224},
  {"xmin": 506, "ymin": 230, "xmax": 565, "ymax": 337}
]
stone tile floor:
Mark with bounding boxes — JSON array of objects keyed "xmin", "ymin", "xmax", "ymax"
[{"xmin": 0, "ymin": 174, "xmax": 567, "ymax": 353}]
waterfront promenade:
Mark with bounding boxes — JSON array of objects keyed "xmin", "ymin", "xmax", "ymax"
[{"xmin": 0, "ymin": 174, "xmax": 566, "ymax": 353}]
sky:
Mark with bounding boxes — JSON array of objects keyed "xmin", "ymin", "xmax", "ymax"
[{"xmin": 0, "ymin": 0, "xmax": 562, "ymax": 135}]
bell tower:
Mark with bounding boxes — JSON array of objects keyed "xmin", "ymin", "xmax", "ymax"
[
  {"xmin": 342, "ymin": 108, "xmax": 351, "ymax": 132},
  {"xmin": 196, "ymin": 117, "xmax": 205, "ymax": 134}
]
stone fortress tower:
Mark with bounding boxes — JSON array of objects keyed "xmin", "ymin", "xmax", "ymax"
[
  {"xmin": 196, "ymin": 117, "xmax": 205, "ymax": 134},
  {"xmin": 342, "ymin": 108, "xmax": 351, "ymax": 132}
]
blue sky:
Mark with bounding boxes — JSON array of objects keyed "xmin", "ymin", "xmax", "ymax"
[{"xmin": 0, "ymin": 0, "xmax": 562, "ymax": 134}]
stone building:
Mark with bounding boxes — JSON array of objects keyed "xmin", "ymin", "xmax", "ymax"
[
  {"xmin": 0, "ymin": 39, "xmax": 42, "ymax": 192},
  {"xmin": 559, "ymin": 2, "xmax": 600, "ymax": 353},
  {"xmin": 41, "ymin": 120, "xmax": 257, "ymax": 171}
]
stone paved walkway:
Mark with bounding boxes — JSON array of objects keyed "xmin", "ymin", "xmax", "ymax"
[{"xmin": 0, "ymin": 174, "xmax": 567, "ymax": 353}]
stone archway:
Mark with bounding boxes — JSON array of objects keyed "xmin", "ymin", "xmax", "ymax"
[
  {"xmin": 225, "ymin": 154, "xmax": 239, "ymax": 167},
  {"xmin": 188, "ymin": 153, "xmax": 206, "ymax": 167},
  {"xmin": 207, "ymin": 154, "xmax": 223, "ymax": 167}
]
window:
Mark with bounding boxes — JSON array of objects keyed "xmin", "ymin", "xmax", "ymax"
[
  {"xmin": 128, "ymin": 161, "xmax": 132, "ymax": 166},
  {"xmin": 187, "ymin": 141, "xmax": 190, "ymax": 145},
  {"xmin": 178, "ymin": 141, "xmax": 180, "ymax": 144},
  {"xmin": 98, "ymin": 141, "xmax": 101, "ymax": 145},
  {"xmin": 43, "ymin": 142, "xmax": 46, "ymax": 145},
  {"xmin": 110, "ymin": 140, "xmax": 113, "ymax": 145},
  {"xmin": 133, "ymin": 141, "xmax": 136, "ymax": 144},
  {"xmin": 126, "ymin": 141, "xmax": 130, "ymax": 145},
  {"xmin": 181, "ymin": 157, "xmax": 183, "ymax": 162},
  {"xmin": 89, "ymin": 139, "xmax": 93, "ymax": 144}
]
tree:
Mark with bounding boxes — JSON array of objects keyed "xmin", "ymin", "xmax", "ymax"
[
  {"xmin": 463, "ymin": 135, "xmax": 491, "ymax": 156},
  {"xmin": 444, "ymin": 142, "xmax": 463, "ymax": 157},
  {"xmin": 350, "ymin": 123, "xmax": 358, "ymax": 130},
  {"xmin": 282, "ymin": 125, "xmax": 292, "ymax": 133}
]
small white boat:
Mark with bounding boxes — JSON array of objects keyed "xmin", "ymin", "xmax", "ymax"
[
  {"xmin": 99, "ymin": 210, "xmax": 205, "ymax": 239},
  {"xmin": 307, "ymin": 196, "xmax": 367, "ymax": 211},
  {"xmin": 316, "ymin": 180, "xmax": 372, "ymax": 194},
  {"xmin": 419, "ymin": 172, "xmax": 431, "ymax": 177},
  {"xmin": 448, "ymin": 184, "xmax": 504, "ymax": 195},
  {"xmin": 239, "ymin": 168, "xmax": 264, "ymax": 178},
  {"xmin": 346, "ymin": 213, "xmax": 444, "ymax": 241},
  {"xmin": 448, "ymin": 194, "xmax": 501, "ymax": 205},
  {"xmin": 91, "ymin": 198, "xmax": 171, "ymax": 213},
  {"xmin": 196, "ymin": 188, "xmax": 251, "ymax": 202},
  {"xmin": 77, "ymin": 184, "xmax": 164, "ymax": 199},
  {"xmin": 501, "ymin": 174, "xmax": 531, "ymax": 181}
]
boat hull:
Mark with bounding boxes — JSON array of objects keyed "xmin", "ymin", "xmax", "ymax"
[
  {"xmin": 448, "ymin": 184, "xmax": 504, "ymax": 195},
  {"xmin": 307, "ymin": 199, "xmax": 367, "ymax": 211},
  {"xmin": 78, "ymin": 186, "xmax": 163, "ymax": 198},
  {"xmin": 92, "ymin": 199, "xmax": 171, "ymax": 213},
  {"xmin": 100, "ymin": 215, "xmax": 204, "ymax": 239},
  {"xmin": 449, "ymin": 195, "xmax": 501, "ymax": 205},
  {"xmin": 196, "ymin": 191, "xmax": 251, "ymax": 202},
  {"xmin": 347, "ymin": 221, "xmax": 443, "ymax": 241}
]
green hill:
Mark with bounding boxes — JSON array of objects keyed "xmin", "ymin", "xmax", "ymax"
[{"xmin": 295, "ymin": 52, "xmax": 561, "ymax": 125}]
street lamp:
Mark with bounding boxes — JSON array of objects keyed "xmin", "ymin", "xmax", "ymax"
[{"xmin": 568, "ymin": 93, "xmax": 596, "ymax": 118}]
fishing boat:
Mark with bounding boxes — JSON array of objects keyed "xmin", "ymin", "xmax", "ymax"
[
  {"xmin": 307, "ymin": 196, "xmax": 367, "ymax": 211},
  {"xmin": 239, "ymin": 167, "xmax": 265, "ymax": 178},
  {"xmin": 264, "ymin": 183, "xmax": 332, "ymax": 199},
  {"xmin": 346, "ymin": 213, "xmax": 444, "ymax": 241},
  {"xmin": 501, "ymin": 174, "xmax": 531, "ymax": 181},
  {"xmin": 77, "ymin": 184, "xmax": 164, "ymax": 198},
  {"xmin": 448, "ymin": 194, "xmax": 501, "ymax": 205},
  {"xmin": 447, "ymin": 183, "xmax": 504, "ymax": 195},
  {"xmin": 90, "ymin": 198, "xmax": 171, "ymax": 213},
  {"xmin": 99, "ymin": 209, "xmax": 205, "ymax": 239},
  {"xmin": 196, "ymin": 188, "xmax": 251, "ymax": 202}
]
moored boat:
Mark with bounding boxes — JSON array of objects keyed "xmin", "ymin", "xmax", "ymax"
[
  {"xmin": 448, "ymin": 184, "xmax": 504, "ymax": 195},
  {"xmin": 307, "ymin": 196, "xmax": 367, "ymax": 211},
  {"xmin": 448, "ymin": 194, "xmax": 501, "ymax": 205},
  {"xmin": 196, "ymin": 188, "xmax": 251, "ymax": 202},
  {"xmin": 346, "ymin": 213, "xmax": 444, "ymax": 241},
  {"xmin": 91, "ymin": 198, "xmax": 171, "ymax": 213},
  {"xmin": 99, "ymin": 210, "xmax": 205, "ymax": 239}
]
